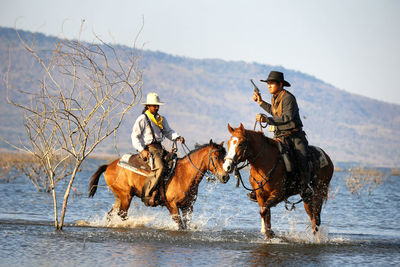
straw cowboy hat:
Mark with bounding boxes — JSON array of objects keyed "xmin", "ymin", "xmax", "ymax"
[
  {"xmin": 260, "ymin": 71, "xmax": 291, "ymax": 87},
  {"xmin": 141, "ymin": 92, "xmax": 165, "ymax": 105}
]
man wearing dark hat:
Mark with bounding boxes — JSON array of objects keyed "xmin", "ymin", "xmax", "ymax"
[{"xmin": 252, "ymin": 71, "xmax": 313, "ymax": 201}]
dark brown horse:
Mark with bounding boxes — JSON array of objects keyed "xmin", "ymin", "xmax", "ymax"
[
  {"xmin": 223, "ymin": 124, "xmax": 334, "ymax": 239},
  {"xmin": 89, "ymin": 140, "xmax": 229, "ymax": 229}
]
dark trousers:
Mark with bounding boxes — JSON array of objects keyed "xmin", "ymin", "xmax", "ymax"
[{"xmin": 283, "ymin": 131, "xmax": 310, "ymax": 185}]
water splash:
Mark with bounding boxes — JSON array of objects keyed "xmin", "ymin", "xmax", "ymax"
[{"xmin": 75, "ymin": 211, "xmax": 156, "ymax": 228}]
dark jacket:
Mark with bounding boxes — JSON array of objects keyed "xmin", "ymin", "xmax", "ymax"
[{"xmin": 259, "ymin": 90, "xmax": 303, "ymax": 135}]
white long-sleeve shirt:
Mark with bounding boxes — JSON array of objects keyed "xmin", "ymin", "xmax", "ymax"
[{"xmin": 131, "ymin": 113, "xmax": 180, "ymax": 152}]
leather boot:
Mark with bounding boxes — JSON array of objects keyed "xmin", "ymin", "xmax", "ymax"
[
  {"xmin": 300, "ymin": 171, "xmax": 314, "ymax": 202},
  {"xmin": 142, "ymin": 176, "xmax": 155, "ymax": 206}
]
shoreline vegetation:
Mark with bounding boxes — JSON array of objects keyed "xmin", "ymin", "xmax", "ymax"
[{"xmin": 0, "ymin": 152, "xmax": 115, "ymax": 187}]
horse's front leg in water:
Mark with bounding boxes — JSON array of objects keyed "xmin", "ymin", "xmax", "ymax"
[
  {"xmin": 181, "ymin": 205, "xmax": 193, "ymax": 229},
  {"xmin": 166, "ymin": 202, "xmax": 185, "ymax": 229},
  {"xmin": 260, "ymin": 206, "xmax": 275, "ymax": 239}
]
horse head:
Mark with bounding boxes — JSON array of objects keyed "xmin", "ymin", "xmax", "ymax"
[
  {"xmin": 207, "ymin": 139, "xmax": 230, "ymax": 183},
  {"xmin": 223, "ymin": 123, "xmax": 248, "ymax": 173}
]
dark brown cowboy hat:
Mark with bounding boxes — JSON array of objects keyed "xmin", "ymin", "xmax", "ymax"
[{"xmin": 260, "ymin": 71, "xmax": 291, "ymax": 87}]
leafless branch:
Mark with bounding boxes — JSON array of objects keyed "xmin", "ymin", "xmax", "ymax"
[{"xmin": 3, "ymin": 21, "xmax": 144, "ymax": 229}]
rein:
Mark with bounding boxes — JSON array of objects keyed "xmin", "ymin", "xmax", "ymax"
[
  {"xmin": 253, "ymin": 117, "xmax": 268, "ymax": 131},
  {"xmin": 230, "ymin": 129, "xmax": 281, "ymax": 193},
  {"xmin": 236, "ymin": 156, "xmax": 282, "ymax": 192},
  {"xmin": 232, "ymin": 137, "xmax": 303, "ymax": 210},
  {"xmin": 180, "ymin": 143, "xmax": 222, "ymax": 182}
]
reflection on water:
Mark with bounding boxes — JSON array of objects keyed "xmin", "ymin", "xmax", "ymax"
[
  {"xmin": 1, "ymin": 161, "xmax": 400, "ymax": 266},
  {"xmin": 1, "ymin": 219, "xmax": 399, "ymax": 267}
]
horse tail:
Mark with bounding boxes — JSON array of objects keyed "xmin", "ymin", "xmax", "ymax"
[{"xmin": 88, "ymin": 164, "xmax": 108, "ymax": 198}]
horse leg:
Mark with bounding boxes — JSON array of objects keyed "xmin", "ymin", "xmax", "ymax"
[
  {"xmin": 304, "ymin": 196, "xmax": 323, "ymax": 235},
  {"xmin": 259, "ymin": 193, "xmax": 282, "ymax": 239},
  {"xmin": 303, "ymin": 194, "xmax": 324, "ymax": 235},
  {"xmin": 107, "ymin": 197, "xmax": 121, "ymax": 220},
  {"xmin": 118, "ymin": 193, "xmax": 133, "ymax": 221},
  {"xmin": 260, "ymin": 206, "xmax": 275, "ymax": 239},
  {"xmin": 181, "ymin": 205, "xmax": 194, "ymax": 229},
  {"xmin": 166, "ymin": 202, "xmax": 184, "ymax": 229},
  {"xmin": 303, "ymin": 201, "xmax": 315, "ymax": 232},
  {"xmin": 313, "ymin": 200, "xmax": 323, "ymax": 234}
]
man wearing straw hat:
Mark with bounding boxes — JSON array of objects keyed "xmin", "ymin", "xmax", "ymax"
[
  {"xmin": 132, "ymin": 92, "xmax": 185, "ymax": 206},
  {"xmin": 252, "ymin": 71, "xmax": 313, "ymax": 202}
]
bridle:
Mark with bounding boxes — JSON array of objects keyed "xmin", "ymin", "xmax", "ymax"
[
  {"xmin": 225, "ymin": 133, "xmax": 279, "ymax": 192},
  {"xmin": 225, "ymin": 128, "xmax": 304, "ymax": 209},
  {"xmin": 181, "ymin": 143, "xmax": 227, "ymax": 182},
  {"xmin": 224, "ymin": 135, "xmax": 266, "ymax": 169},
  {"xmin": 224, "ymin": 136, "xmax": 249, "ymax": 168}
]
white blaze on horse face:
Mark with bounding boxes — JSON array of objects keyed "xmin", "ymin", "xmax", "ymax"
[{"xmin": 223, "ymin": 137, "xmax": 239, "ymax": 173}]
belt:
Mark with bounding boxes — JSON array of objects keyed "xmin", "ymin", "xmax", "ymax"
[
  {"xmin": 275, "ymin": 127, "xmax": 302, "ymax": 138},
  {"xmin": 146, "ymin": 142, "xmax": 162, "ymax": 149}
]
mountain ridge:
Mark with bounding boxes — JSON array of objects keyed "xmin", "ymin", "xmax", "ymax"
[{"xmin": 1, "ymin": 27, "xmax": 399, "ymax": 167}]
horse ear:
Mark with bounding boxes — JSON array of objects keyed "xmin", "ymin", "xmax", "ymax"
[
  {"xmin": 209, "ymin": 139, "xmax": 213, "ymax": 146},
  {"xmin": 220, "ymin": 141, "xmax": 224, "ymax": 147},
  {"xmin": 239, "ymin": 123, "xmax": 245, "ymax": 134},
  {"xmin": 227, "ymin": 123, "xmax": 234, "ymax": 134}
]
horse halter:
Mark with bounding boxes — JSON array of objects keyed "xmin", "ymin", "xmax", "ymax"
[
  {"xmin": 207, "ymin": 147, "xmax": 225, "ymax": 177},
  {"xmin": 224, "ymin": 136, "xmax": 250, "ymax": 168},
  {"xmin": 182, "ymin": 143, "xmax": 226, "ymax": 182}
]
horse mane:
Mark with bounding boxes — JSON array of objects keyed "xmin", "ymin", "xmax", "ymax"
[
  {"xmin": 245, "ymin": 129, "xmax": 279, "ymax": 148},
  {"xmin": 180, "ymin": 142, "xmax": 226, "ymax": 159}
]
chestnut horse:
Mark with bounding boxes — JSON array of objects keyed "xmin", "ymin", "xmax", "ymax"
[
  {"xmin": 223, "ymin": 124, "xmax": 334, "ymax": 239},
  {"xmin": 89, "ymin": 140, "xmax": 229, "ymax": 229}
]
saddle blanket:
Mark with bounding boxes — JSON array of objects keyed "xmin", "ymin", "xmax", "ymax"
[
  {"xmin": 117, "ymin": 154, "xmax": 152, "ymax": 177},
  {"xmin": 310, "ymin": 146, "xmax": 329, "ymax": 169}
]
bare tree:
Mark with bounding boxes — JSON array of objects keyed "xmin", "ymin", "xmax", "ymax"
[{"xmin": 4, "ymin": 25, "xmax": 143, "ymax": 229}]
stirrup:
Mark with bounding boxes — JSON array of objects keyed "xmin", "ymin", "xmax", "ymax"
[{"xmin": 301, "ymin": 184, "xmax": 314, "ymax": 201}]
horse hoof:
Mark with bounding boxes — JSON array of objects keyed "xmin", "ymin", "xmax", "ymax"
[
  {"xmin": 265, "ymin": 229, "xmax": 275, "ymax": 239},
  {"xmin": 313, "ymin": 226, "xmax": 319, "ymax": 235}
]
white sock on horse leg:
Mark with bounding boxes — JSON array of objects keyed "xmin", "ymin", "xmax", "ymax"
[{"xmin": 260, "ymin": 218, "xmax": 266, "ymax": 234}]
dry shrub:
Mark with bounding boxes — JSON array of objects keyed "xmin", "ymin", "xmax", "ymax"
[
  {"xmin": 345, "ymin": 167, "xmax": 385, "ymax": 195},
  {"xmin": 0, "ymin": 152, "xmax": 37, "ymax": 180},
  {"xmin": 0, "ymin": 152, "xmax": 73, "ymax": 192},
  {"xmin": 334, "ymin": 166, "xmax": 345, "ymax": 172},
  {"xmin": 391, "ymin": 168, "xmax": 400, "ymax": 177}
]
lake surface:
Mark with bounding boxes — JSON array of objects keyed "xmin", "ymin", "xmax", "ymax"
[{"xmin": 1, "ymin": 159, "xmax": 399, "ymax": 266}]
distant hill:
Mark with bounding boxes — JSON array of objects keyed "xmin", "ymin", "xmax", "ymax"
[{"xmin": 1, "ymin": 27, "xmax": 399, "ymax": 167}]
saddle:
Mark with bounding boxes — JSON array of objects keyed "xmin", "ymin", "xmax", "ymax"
[
  {"xmin": 277, "ymin": 140, "xmax": 328, "ymax": 192},
  {"xmin": 118, "ymin": 151, "xmax": 178, "ymax": 179},
  {"xmin": 118, "ymin": 154, "xmax": 152, "ymax": 176},
  {"xmin": 117, "ymin": 151, "xmax": 178, "ymax": 207},
  {"xmin": 118, "ymin": 151, "xmax": 178, "ymax": 206}
]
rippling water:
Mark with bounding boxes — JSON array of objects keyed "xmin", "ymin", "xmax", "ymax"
[{"xmin": 1, "ymin": 159, "xmax": 399, "ymax": 266}]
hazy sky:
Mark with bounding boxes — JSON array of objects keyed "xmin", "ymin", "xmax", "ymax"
[{"xmin": 1, "ymin": 0, "xmax": 400, "ymax": 104}]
